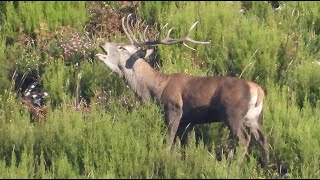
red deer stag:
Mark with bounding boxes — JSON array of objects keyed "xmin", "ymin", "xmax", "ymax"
[{"xmin": 95, "ymin": 14, "xmax": 268, "ymax": 167}]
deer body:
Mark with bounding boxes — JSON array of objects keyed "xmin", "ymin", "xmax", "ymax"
[{"xmin": 95, "ymin": 14, "xmax": 268, "ymax": 167}]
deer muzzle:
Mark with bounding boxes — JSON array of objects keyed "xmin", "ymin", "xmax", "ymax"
[{"xmin": 99, "ymin": 42, "xmax": 108, "ymax": 55}]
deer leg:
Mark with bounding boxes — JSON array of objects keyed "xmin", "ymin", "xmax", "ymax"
[
  {"xmin": 250, "ymin": 124, "xmax": 269, "ymax": 168},
  {"xmin": 227, "ymin": 121, "xmax": 251, "ymax": 160},
  {"xmin": 176, "ymin": 123, "xmax": 194, "ymax": 146},
  {"xmin": 164, "ymin": 103, "xmax": 183, "ymax": 149},
  {"xmin": 238, "ymin": 126, "xmax": 251, "ymax": 158}
]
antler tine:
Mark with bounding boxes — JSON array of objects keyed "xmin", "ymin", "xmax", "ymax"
[
  {"xmin": 162, "ymin": 23, "xmax": 169, "ymax": 29},
  {"xmin": 182, "ymin": 42, "xmax": 196, "ymax": 51},
  {"xmin": 160, "ymin": 23, "xmax": 169, "ymax": 38},
  {"xmin": 183, "ymin": 21, "xmax": 211, "ymax": 45},
  {"xmin": 122, "ymin": 16, "xmax": 134, "ymax": 44},
  {"xmin": 185, "ymin": 21, "xmax": 199, "ymax": 36},
  {"xmin": 139, "ymin": 20, "xmax": 145, "ymax": 41},
  {"xmin": 126, "ymin": 14, "xmax": 139, "ymax": 44},
  {"xmin": 132, "ymin": 20, "xmax": 210, "ymax": 49},
  {"xmin": 166, "ymin": 27, "xmax": 175, "ymax": 39},
  {"xmin": 155, "ymin": 23, "xmax": 168, "ymax": 39},
  {"xmin": 141, "ymin": 20, "xmax": 146, "ymax": 28},
  {"xmin": 136, "ymin": 19, "xmax": 143, "ymax": 42},
  {"xmin": 143, "ymin": 25, "xmax": 149, "ymax": 41},
  {"xmin": 141, "ymin": 20, "xmax": 151, "ymax": 42}
]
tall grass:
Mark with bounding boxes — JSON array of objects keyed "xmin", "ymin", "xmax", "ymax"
[
  {"xmin": 1, "ymin": 1, "xmax": 88, "ymax": 39},
  {"xmin": 0, "ymin": 1, "xmax": 319, "ymax": 178}
]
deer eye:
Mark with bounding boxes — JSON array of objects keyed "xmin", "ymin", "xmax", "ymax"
[{"xmin": 119, "ymin": 46, "xmax": 125, "ymax": 50}]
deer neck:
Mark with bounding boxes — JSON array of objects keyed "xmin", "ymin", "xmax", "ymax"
[{"xmin": 123, "ymin": 59, "xmax": 168, "ymax": 102}]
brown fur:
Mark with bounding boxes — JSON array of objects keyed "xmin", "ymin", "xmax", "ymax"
[
  {"xmin": 247, "ymin": 81, "xmax": 264, "ymax": 107},
  {"xmin": 96, "ymin": 35, "xmax": 268, "ymax": 168}
]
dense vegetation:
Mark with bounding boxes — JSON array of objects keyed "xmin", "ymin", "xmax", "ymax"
[{"xmin": 0, "ymin": 1, "xmax": 320, "ymax": 178}]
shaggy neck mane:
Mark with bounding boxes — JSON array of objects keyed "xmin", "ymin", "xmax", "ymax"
[{"xmin": 122, "ymin": 58, "xmax": 168, "ymax": 102}]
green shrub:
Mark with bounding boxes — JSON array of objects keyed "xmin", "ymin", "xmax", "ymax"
[
  {"xmin": 41, "ymin": 58, "xmax": 74, "ymax": 107},
  {"xmin": 0, "ymin": 1, "xmax": 320, "ymax": 179},
  {"xmin": 0, "ymin": 37, "xmax": 10, "ymax": 95},
  {"xmin": 2, "ymin": 2, "xmax": 88, "ymax": 40},
  {"xmin": 287, "ymin": 62, "xmax": 320, "ymax": 107}
]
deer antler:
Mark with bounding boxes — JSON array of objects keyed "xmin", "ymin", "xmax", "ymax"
[
  {"xmin": 122, "ymin": 14, "xmax": 210, "ymax": 50},
  {"xmin": 122, "ymin": 14, "xmax": 135, "ymax": 44}
]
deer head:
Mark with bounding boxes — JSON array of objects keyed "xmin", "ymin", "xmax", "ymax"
[{"xmin": 95, "ymin": 14, "xmax": 210, "ymax": 78}]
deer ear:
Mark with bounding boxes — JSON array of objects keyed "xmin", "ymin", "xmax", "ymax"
[{"xmin": 137, "ymin": 49, "xmax": 154, "ymax": 58}]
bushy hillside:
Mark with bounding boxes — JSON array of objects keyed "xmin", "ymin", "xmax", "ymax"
[{"xmin": 0, "ymin": 1, "xmax": 319, "ymax": 178}]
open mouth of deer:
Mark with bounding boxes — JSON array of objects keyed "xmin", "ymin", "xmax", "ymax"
[{"xmin": 99, "ymin": 42, "xmax": 108, "ymax": 55}]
